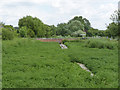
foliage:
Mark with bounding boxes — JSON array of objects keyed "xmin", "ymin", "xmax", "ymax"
[
  {"xmin": 56, "ymin": 23, "xmax": 69, "ymax": 36},
  {"xmin": 67, "ymin": 20, "xmax": 84, "ymax": 32},
  {"xmin": 68, "ymin": 16, "xmax": 91, "ymax": 31},
  {"xmin": 2, "ymin": 28, "xmax": 14, "ymax": 40},
  {"xmin": 87, "ymin": 28, "xmax": 99, "ymax": 37},
  {"xmin": 2, "ymin": 38, "xmax": 118, "ymax": 88},
  {"xmin": 85, "ymin": 38, "xmax": 118, "ymax": 49},
  {"xmin": 0, "ymin": 22, "xmax": 5, "ymax": 26},
  {"xmin": 4, "ymin": 25, "xmax": 15, "ymax": 31},
  {"xmin": 71, "ymin": 30, "xmax": 86, "ymax": 37},
  {"xmin": 19, "ymin": 26, "xmax": 28, "ymax": 37},
  {"xmin": 18, "ymin": 16, "xmax": 42, "ymax": 35},
  {"xmin": 107, "ymin": 22, "xmax": 118, "ymax": 38},
  {"xmin": 110, "ymin": 10, "xmax": 120, "ymax": 23},
  {"xmin": 18, "ymin": 16, "xmax": 56, "ymax": 38},
  {"xmin": 56, "ymin": 16, "xmax": 91, "ymax": 36},
  {"xmin": 27, "ymin": 29, "xmax": 35, "ymax": 38},
  {"xmin": 105, "ymin": 10, "xmax": 119, "ymax": 38}
]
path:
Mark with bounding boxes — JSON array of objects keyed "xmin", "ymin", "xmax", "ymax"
[
  {"xmin": 60, "ymin": 44, "xmax": 68, "ymax": 49},
  {"xmin": 76, "ymin": 63, "xmax": 94, "ymax": 76}
]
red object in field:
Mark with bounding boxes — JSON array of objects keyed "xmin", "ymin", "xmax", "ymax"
[
  {"xmin": 36, "ymin": 38, "xmax": 78, "ymax": 43},
  {"xmin": 36, "ymin": 38, "xmax": 63, "ymax": 42}
]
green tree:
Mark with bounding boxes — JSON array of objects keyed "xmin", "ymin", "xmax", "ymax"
[
  {"xmin": 68, "ymin": 16, "xmax": 91, "ymax": 32},
  {"xmin": 56, "ymin": 16, "xmax": 91, "ymax": 37},
  {"xmin": 18, "ymin": 16, "xmax": 44, "ymax": 36},
  {"xmin": 67, "ymin": 20, "xmax": 84, "ymax": 32},
  {"xmin": 18, "ymin": 16, "xmax": 55, "ymax": 38},
  {"xmin": 110, "ymin": 10, "xmax": 120, "ymax": 23},
  {"xmin": 50, "ymin": 25, "xmax": 56, "ymax": 36},
  {"xmin": 71, "ymin": 30, "xmax": 86, "ymax": 37},
  {"xmin": 87, "ymin": 28, "xmax": 99, "ymax": 37},
  {"xmin": 27, "ymin": 29, "xmax": 35, "ymax": 38},
  {"xmin": 106, "ymin": 10, "xmax": 119, "ymax": 38},
  {"xmin": 56, "ymin": 23, "xmax": 69, "ymax": 36},
  {"xmin": 19, "ymin": 26, "xmax": 28, "ymax": 37},
  {"xmin": 107, "ymin": 22, "xmax": 118, "ymax": 38},
  {"xmin": 104, "ymin": 29, "xmax": 111, "ymax": 38},
  {"xmin": 97, "ymin": 30, "xmax": 105, "ymax": 37}
]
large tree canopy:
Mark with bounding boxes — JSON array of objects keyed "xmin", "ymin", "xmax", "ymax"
[
  {"xmin": 18, "ymin": 16, "xmax": 56, "ymax": 38},
  {"xmin": 18, "ymin": 16, "xmax": 44, "ymax": 35},
  {"xmin": 56, "ymin": 16, "xmax": 91, "ymax": 36},
  {"xmin": 68, "ymin": 16, "xmax": 91, "ymax": 31},
  {"xmin": 106, "ymin": 10, "xmax": 119, "ymax": 38}
]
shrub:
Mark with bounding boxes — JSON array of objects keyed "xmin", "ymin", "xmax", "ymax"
[
  {"xmin": 2, "ymin": 28, "xmax": 14, "ymax": 40},
  {"xmin": 85, "ymin": 38, "xmax": 117, "ymax": 49},
  {"xmin": 62, "ymin": 40, "xmax": 70, "ymax": 44},
  {"xmin": 62, "ymin": 39, "xmax": 85, "ymax": 44}
]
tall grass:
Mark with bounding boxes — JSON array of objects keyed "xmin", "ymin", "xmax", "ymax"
[
  {"xmin": 2, "ymin": 38, "xmax": 118, "ymax": 88},
  {"xmin": 85, "ymin": 38, "xmax": 118, "ymax": 50}
]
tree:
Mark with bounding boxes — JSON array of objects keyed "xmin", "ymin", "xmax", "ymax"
[
  {"xmin": 0, "ymin": 22, "xmax": 5, "ymax": 27},
  {"xmin": 56, "ymin": 16, "xmax": 91, "ymax": 37},
  {"xmin": 106, "ymin": 10, "xmax": 119, "ymax": 38},
  {"xmin": 19, "ymin": 26, "xmax": 28, "ymax": 37},
  {"xmin": 67, "ymin": 20, "xmax": 84, "ymax": 32},
  {"xmin": 18, "ymin": 16, "xmax": 55, "ymax": 38},
  {"xmin": 83, "ymin": 18, "xmax": 91, "ymax": 31},
  {"xmin": 50, "ymin": 25, "xmax": 56, "ymax": 36},
  {"xmin": 107, "ymin": 22, "xmax": 118, "ymax": 38},
  {"xmin": 56, "ymin": 23, "xmax": 69, "ymax": 36},
  {"xmin": 104, "ymin": 29, "xmax": 111, "ymax": 38},
  {"xmin": 27, "ymin": 29, "xmax": 35, "ymax": 38},
  {"xmin": 18, "ymin": 16, "xmax": 44, "ymax": 36},
  {"xmin": 96, "ymin": 30, "xmax": 105, "ymax": 37},
  {"xmin": 37, "ymin": 25, "xmax": 46, "ymax": 37},
  {"xmin": 71, "ymin": 30, "xmax": 86, "ymax": 37},
  {"xmin": 68, "ymin": 16, "xmax": 91, "ymax": 32},
  {"xmin": 110, "ymin": 10, "xmax": 120, "ymax": 23},
  {"xmin": 87, "ymin": 28, "xmax": 99, "ymax": 37}
]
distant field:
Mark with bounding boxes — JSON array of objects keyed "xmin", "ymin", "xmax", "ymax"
[{"xmin": 2, "ymin": 38, "xmax": 118, "ymax": 88}]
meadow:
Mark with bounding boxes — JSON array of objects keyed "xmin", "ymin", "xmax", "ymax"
[
  {"xmin": 0, "ymin": 39, "xmax": 1, "ymax": 89},
  {"xmin": 2, "ymin": 38, "xmax": 118, "ymax": 88}
]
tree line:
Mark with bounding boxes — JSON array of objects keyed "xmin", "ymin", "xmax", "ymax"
[{"xmin": 1, "ymin": 10, "xmax": 119, "ymax": 40}]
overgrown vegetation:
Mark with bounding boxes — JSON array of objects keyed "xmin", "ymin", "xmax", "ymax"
[
  {"xmin": 2, "ymin": 25, "xmax": 16, "ymax": 40},
  {"xmin": 84, "ymin": 38, "xmax": 118, "ymax": 50},
  {"xmin": 1, "ymin": 8, "xmax": 119, "ymax": 88},
  {"xmin": 2, "ymin": 38, "xmax": 118, "ymax": 88},
  {"xmin": 1, "ymin": 9, "xmax": 119, "ymax": 40}
]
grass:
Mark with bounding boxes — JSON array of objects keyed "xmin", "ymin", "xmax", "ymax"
[
  {"xmin": 0, "ymin": 28, "xmax": 2, "ymax": 89},
  {"xmin": 2, "ymin": 38, "xmax": 118, "ymax": 88},
  {"xmin": 84, "ymin": 38, "xmax": 118, "ymax": 50},
  {"xmin": 65, "ymin": 42, "xmax": 118, "ymax": 87}
]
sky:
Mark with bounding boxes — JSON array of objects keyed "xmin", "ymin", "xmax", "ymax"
[{"xmin": 0, "ymin": 0, "xmax": 119, "ymax": 30}]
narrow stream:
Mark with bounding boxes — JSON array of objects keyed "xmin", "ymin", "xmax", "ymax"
[
  {"xmin": 60, "ymin": 44, "xmax": 68, "ymax": 49},
  {"xmin": 76, "ymin": 63, "xmax": 94, "ymax": 77},
  {"xmin": 59, "ymin": 43, "xmax": 94, "ymax": 76}
]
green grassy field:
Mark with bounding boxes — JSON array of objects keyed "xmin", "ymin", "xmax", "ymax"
[
  {"xmin": 2, "ymin": 38, "xmax": 118, "ymax": 88},
  {"xmin": 0, "ymin": 39, "xmax": 1, "ymax": 89}
]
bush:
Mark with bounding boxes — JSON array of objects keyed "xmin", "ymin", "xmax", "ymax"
[
  {"xmin": 62, "ymin": 39, "xmax": 85, "ymax": 44},
  {"xmin": 85, "ymin": 38, "xmax": 117, "ymax": 49},
  {"xmin": 2, "ymin": 28, "xmax": 14, "ymax": 40}
]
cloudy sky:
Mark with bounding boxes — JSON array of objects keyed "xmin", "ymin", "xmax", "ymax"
[{"xmin": 0, "ymin": 0, "xmax": 119, "ymax": 30}]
